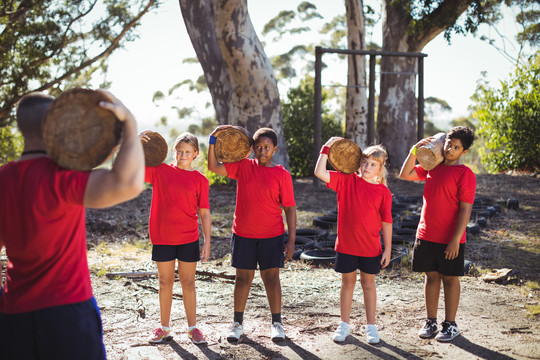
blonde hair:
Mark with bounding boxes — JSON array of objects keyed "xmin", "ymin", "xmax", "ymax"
[
  {"xmin": 174, "ymin": 132, "xmax": 199, "ymax": 153},
  {"xmin": 363, "ymin": 144, "xmax": 388, "ymax": 186}
]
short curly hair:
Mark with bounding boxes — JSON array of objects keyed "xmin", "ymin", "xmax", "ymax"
[
  {"xmin": 253, "ymin": 127, "xmax": 278, "ymax": 146},
  {"xmin": 447, "ymin": 126, "xmax": 475, "ymax": 150}
]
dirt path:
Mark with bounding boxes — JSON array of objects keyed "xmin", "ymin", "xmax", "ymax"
[{"xmin": 82, "ymin": 173, "xmax": 540, "ymax": 359}]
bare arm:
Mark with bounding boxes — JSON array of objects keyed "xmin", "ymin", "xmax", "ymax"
[
  {"xmin": 398, "ymin": 138, "xmax": 432, "ymax": 181},
  {"xmin": 445, "ymin": 201, "xmax": 473, "ymax": 260},
  {"xmin": 380, "ymin": 222, "xmax": 392, "ymax": 268},
  {"xmin": 314, "ymin": 137, "xmax": 342, "ymax": 183},
  {"xmin": 207, "ymin": 126, "xmax": 230, "ymax": 176},
  {"xmin": 84, "ymin": 90, "xmax": 145, "ymax": 208},
  {"xmin": 283, "ymin": 206, "xmax": 297, "ymax": 262},
  {"xmin": 199, "ymin": 208, "xmax": 211, "ymax": 262}
]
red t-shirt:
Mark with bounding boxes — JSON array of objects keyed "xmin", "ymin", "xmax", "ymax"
[
  {"xmin": 415, "ymin": 163, "xmax": 476, "ymax": 244},
  {"xmin": 145, "ymin": 164, "xmax": 209, "ymax": 245},
  {"xmin": 0, "ymin": 157, "xmax": 92, "ymax": 314},
  {"xmin": 327, "ymin": 171, "xmax": 393, "ymax": 257},
  {"xmin": 224, "ymin": 158, "xmax": 296, "ymax": 238}
]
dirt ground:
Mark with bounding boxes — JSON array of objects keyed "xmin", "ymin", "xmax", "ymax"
[{"xmin": 77, "ymin": 173, "xmax": 540, "ymax": 359}]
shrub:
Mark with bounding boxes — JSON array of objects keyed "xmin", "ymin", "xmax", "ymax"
[
  {"xmin": 282, "ymin": 75, "xmax": 344, "ymax": 177},
  {"xmin": 474, "ymin": 54, "xmax": 540, "ymax": 173}
]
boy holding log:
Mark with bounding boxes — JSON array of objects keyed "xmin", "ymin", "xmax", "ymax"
[
  {"xmin": 0, "ymin": 91, "xmax": 145, "ymax": 359},
  {"xmin": 208, "ymin": 126, "xmax": 297, "ymax": 342},
  {"xmin": 399, "ymin": 126, "xmax": 476, "ymax": 342}
]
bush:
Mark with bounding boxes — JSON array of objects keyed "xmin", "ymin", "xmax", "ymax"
[
  {"xmin": 475, "ymin": 54, "xmax": 540, "ymax": 173},
  {"xmin": 283, "ymin": 75, "xmax": 344, "ymax": 177}
]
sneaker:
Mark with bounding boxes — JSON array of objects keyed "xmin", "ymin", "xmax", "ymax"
[
  {"xmin": 365, "ymin": 324, "xmax": 380, "ymax": 344},
  {"xmin": 188, "ymin": 327, "xmax": 207, "ymax": 345},
  {"xmin": 435, "ymin": 321, "xmax": 460, "ymax": 342},
  {"xmin": 418, "ymin": 319, "xmax": 438, "ymax": 339},
  {"xmin": 227, "ymin": 322, "xmax": 244, "ymax": 342},
  {"xmin": 332, "ymin": 321, "xmax": 350, "ymax": 343},
  {"xmin": 149, "ymin": 327, "xmax": 170, "ymax": 343},
  {"xmin": 271, "ymin": 322, "xmax": 286, "ymax": 341}
]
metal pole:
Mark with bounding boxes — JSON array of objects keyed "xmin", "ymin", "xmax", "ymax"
[
  {"xmin": 368, "ymin": 54, "xmax": 376, "ymax": 145},
  {"xmin": 417, "ymin": 56, "xmax": 424, "ymax": 140},
  {"xmin": 313, "ymin": 46, "xmax": 323, "ymax": 186}
]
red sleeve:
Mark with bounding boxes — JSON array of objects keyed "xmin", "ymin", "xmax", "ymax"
[
  {"xmin": 57, "ymin": 170, "xmax": 90, "ymax": 205},
  {"xmin": 414, "ymin": 164, "xmax": 428, "ymax": 180},
  {"xmin": 198, "ymin": 174, "xmax": 210, "ymax": 209},
  {"xmin": 380, "ymin": 186, "xmax": 393, "ymax": 224},
  {"xmin": 144, "ymin": 165, "xmax": 157, "ymax": 184},
  {"xmin": 458, "ymin": 168, "xmax": 476, "ymax": 204},
  {"xmin": 326, "ymin": 170, "xmax": 343, "ymax": 192},
  {"xmin": 224, "ymin": 159, "xmax": 245, "ymax": 180},
  {"xmin": 280, "ymin": 170, "xmax": 296, "ymax": 207}
]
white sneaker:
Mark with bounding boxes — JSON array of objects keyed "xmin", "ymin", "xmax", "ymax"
[
  {"xmin": 366, "ymin": 324, "xmax": 380, "ymax": 344},
  {"xmin": 271, "ymin": 322, "xmax": 286, "ymax": 341},
  {"xmin": 332, "ymin": 321, "xmax": 350, "ymax": 343},
  {"xmin": 227, "ymin": 321, "xmax": 244, "ymax": 341}
]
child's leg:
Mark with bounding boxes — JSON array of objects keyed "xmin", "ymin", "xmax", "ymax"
[
  {"xmin": 339, "ymin": 271, "xmax": 357, "ymax": 323},
  {"xmin": 234, "ymin": 269, "xmax": 255, "ymax": 312},
  {"xmin": 156, "ymin": 260, "xmax": 176, "ymax": 327},
  {"xmin": 177, "ymin": 260, "xmax": 197, "ymax": 327},
  {"xmin": 260, "ymin": 267, "xmax": 281, "ymax": 314},
  {"xmin": 359, "ymin": 271, "xmax": 376, "ymax": 324},
  {"xmin": 441, "ymin": 275, "xmax": 460, "ymax": 322},
  {"xmin": 424, "ymin": 271, "xmax": 442, "ymax": 319}
]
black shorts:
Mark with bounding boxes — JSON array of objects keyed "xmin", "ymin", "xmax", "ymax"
[
  {"xmin": 152, "ymin": 240, "xmax": 200, "ymax": 262},
  {"xmin": 412, "ymin": 239, "xmax": 465, "ymax": 276},
  {"xmin": 334, "ymin": 252, "xmax": 382, "ymax": 274},
  {"xmin": 231, "ymin": 233, "xmax": 285, "ymax": 270},
  {"xmin": 0, "ymin": 297, "xmax": 106, "ymax": 360}
]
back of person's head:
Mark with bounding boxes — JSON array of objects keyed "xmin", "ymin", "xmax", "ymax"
[
  {"xmin": 363, "ymin": 144, "xmax": 388, "ymax": 186},
  {"xmin": 174, "ymin": 132, "xmax": 199, "ymax": 152},
  {"xmin": 253, "ymin": 127, "xmax": 278, "ymax": 146},
  {"xmin": 447, "ymin": 126, "xmax": 475, "ymax": 150},
  {"xmin": 16, "ymin": 92, "xmax": 54, "ymax": 138}
]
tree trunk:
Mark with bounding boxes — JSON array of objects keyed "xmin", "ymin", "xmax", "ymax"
[
  {"xmin": 179, "ymin": 0, "xmax": 289, "ymax": 168},
  {"xmin": 345, "ymin": 0, "xmax": 369, "ymax": 148},
  {"xmin": 378, "ymin": 0, "xmax": 472, "ymax": 170}
]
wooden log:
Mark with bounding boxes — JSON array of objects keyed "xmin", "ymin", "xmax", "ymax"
[
  {"xmin": 214, "ymin": 126, "xmax": 252, "ymax": 163},
  {"xmin": 141, "ymin": 131, "xmax": 168, "ymax": 167},
  {"xmin": 416, "ymin": 132, "xmax": 446, "ymax": 170},
  {"xmin": 328, "ymin": 139, "xmax": 362, "ymax": 174},
  {"xmin": 106, "ymin": 270, "xmax": 236, "ymax": 280}
]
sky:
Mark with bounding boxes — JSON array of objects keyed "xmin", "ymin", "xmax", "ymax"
[{"xmin": 102, "ymin": 1, "xmax": 522, "ymax": 137}]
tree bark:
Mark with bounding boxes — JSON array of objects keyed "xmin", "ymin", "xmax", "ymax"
[
  {"xmin": 179, "ymin": 0, "xmax": 289, "ymax": 168},
  {"xmin": 345, "ymin": 0, "xmax": 369, "ymax": 148},
  {"xmin": 378, "ymin": 0, "xmax": 473, "ymax": 169}
]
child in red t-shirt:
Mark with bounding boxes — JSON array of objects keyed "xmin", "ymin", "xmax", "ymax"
[
  {"xmin": 399, "ymin": 126, "xmax": 476, "ymax": 342},
  {"xmin": 315, "ymin": 138, "xmax": 393, "ymax": 345},
  {"xmin": 208, "ymin": 126, "xmax": 297, "ymax": 342},
  {"xmin": 140, "ymin": 131, "xmax": 211, "ymax": 345}
]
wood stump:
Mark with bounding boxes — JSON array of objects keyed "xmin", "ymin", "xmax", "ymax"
[
  {"xmin": 328, "ymin": 139, "xmax": 362, "ymax": 174},
  {"xmin": 214, "ymin": 126, "xmax": 252, "ymax": 163},
  {"xmin": 417, "ymin": 132, "xmax": 446, "ymax": 170}
]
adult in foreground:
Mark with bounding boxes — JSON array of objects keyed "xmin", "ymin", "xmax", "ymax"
[{"xmin": 0, "ymin": 90, "xmax": 145, "ymax": 359}]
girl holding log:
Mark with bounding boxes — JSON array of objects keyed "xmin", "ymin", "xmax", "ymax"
[
  {"xmin": 315, "ymin": 139, "xmax": 393, "ymax": 344},
  {"xmin": 140, "ymin": 131, "xmax": 211, "ymax": 345}
]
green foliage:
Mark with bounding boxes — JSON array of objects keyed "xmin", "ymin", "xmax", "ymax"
[
  {"xmin": 0, "ymin": 126, "xmax": 23, "ymax": 165},
  {"xmin": 0, "ymin": 0, "xmax": 159, "ymax": 163},
  {"xmin": 282, "ymin": 75, "xmax": 344, "ymax": 177},
  {"xmin": 474, "ymin": 53, "xmax": 540, "ymax": 173}
]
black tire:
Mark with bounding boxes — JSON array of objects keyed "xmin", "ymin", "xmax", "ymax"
[
  {"xmin": 294, "ymin": 228, "xmax": 329, "ymax": 241},
  {"xmin": 396, "ymin": 221, "xmax": 418, "ymax": 230},
  {"xmin": 506, "ymin": 198, "xmax": 519, "ymax": 210},
  {"xmin": 314, "ymin": 240, "xmax": 336, "ymax": 249},
  {"xmin": 392, "ymin": 235, "xmax": 415, "ymax": 245},
  {"xmin": 466, "ymin": 222, "xmax": 480, "ymax": 235},
  {"xmin": 403, "ymin": 215, "xmax": 420, "ymax": 223},
  {"xmin": 394, "ymin": 228, "xmax": 416, "ymax": 236},
  {"xmin": 292, "ymin": 248, "xmax": 303, "ymax": 260},
  {"xmin": 292, "ymin": 236, "xmax": 316, "ymax": 250},
  {"xmin": 300, "ymin": 249, "xmax": 336, "ymax": 264},
  {"xmin": 313, "ymin": 216, "xmax": 337, "ymax": 230}
]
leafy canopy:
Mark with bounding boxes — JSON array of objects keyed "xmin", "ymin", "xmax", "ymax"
[{"xmin": 475, "ymin": 52, "xmax": 540, "ymax": 173}]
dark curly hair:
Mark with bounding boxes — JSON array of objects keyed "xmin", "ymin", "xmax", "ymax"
[
  {"xmin": 447, "ymin": 126, "xmax": 475, "ymax": 150},
  {"xmin": 253, "ymin": 127, "xmax": 278, "ymax": 146}
]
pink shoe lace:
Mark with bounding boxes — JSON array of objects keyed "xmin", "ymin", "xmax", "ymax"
[{"xmin": 188, "ymin": 327, "xmax": 207, "ymax": 344}]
